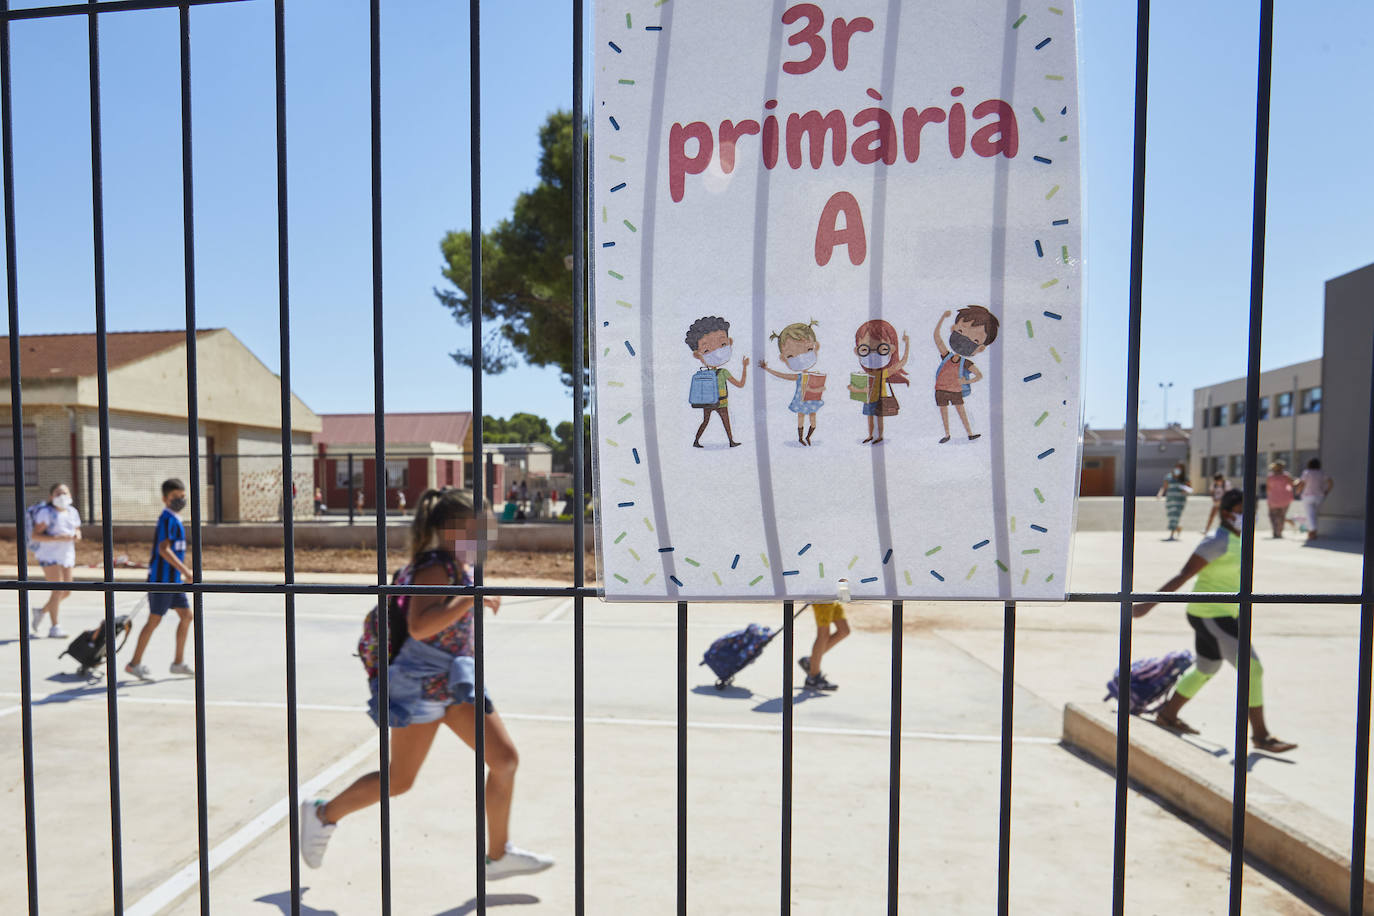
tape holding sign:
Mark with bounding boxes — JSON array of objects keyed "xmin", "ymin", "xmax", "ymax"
[{"xmin": 591, "ymin": 1, "xmax": 1082, "ymax": 601}]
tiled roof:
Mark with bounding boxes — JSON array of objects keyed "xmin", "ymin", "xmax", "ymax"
[
  {"xmin": 0, "ymin": 330, "xmax": 217, "ymax": 380},
  {"xmin": 318, "ymin": 412, "xmax": 473, "ymax": 447}
]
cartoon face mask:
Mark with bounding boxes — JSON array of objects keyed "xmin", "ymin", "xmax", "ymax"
[
  {"xmin": 859, "ymin": 352, "xmax": 888, "ymax": 370},
  {"xmin": 948, "ymin": 330, "xmax": 981, "ymax": 357},
  {"xmin": 785, "ymin": 351, "xmax": 818, "ymax": 372},
  {"xmin": 700, "ymin": 345, "xmax": 732, "ymax": 367}
]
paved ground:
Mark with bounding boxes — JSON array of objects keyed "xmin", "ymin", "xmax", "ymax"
[{"xmin": 1, "ymin": 528, "xmax": 1362, "ymax": 914}]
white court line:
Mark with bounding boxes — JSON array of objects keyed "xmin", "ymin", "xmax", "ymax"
[
  {"xmin": 539, "ymin": 598, "xmax": 575, "ymax": 622},
  {"xmin": 0, "ymin": 692, "xmax": 1058, "ymax": 745},
  {"xmin": 0, "ymin": 704, "xmax": 20, "ymax": 719},
  {"xmin": 124, "ymin": 736, "xmax": 378, "ymax": 916}
]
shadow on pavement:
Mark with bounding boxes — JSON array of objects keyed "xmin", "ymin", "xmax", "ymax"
[
  {"xmin": 751, "ymin": 690, "xmax": 829, "ymax": 714},
  {"xmin": 1245, "ymin": 751, "xmax": 1299, "ymax": 773},
  {"xmin": 435, "ymin": 893, "xmax": 540, "ymax": 915},
  {"xmin": 1299, "ymin": 538, "xmax": 1364, "ymax": 555},
  {"xmin": 253, "ymin": 887, "xmax": 338, "ymax": 915},
  {"xmin": 691, "ymin": 684, "xmax": 755, "ymax": 700}
]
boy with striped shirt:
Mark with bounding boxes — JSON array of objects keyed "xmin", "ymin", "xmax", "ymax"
[{"xmin": 125, "ymin": 478, "xmax": 196, "ymax": 681}]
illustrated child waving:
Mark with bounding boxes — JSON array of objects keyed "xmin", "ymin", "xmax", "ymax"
[
  {"xmin": 760, "ymin": 319, "xmax": 825, "ymax": 446},
  {"xmin": 933, "ymin": 305, "xmax": 1000, "ymax": 443}
]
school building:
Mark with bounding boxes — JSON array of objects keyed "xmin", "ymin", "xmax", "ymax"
[
  {"xmin": 314, "ymin": 412, "xmax": 475, "ymax": 511},
  {"xmin": 0, "ymin": 329, "xmax": 320, "ymax": 523},
  {"xmin": 1079, "ymin": 425, "xmax": 1191, "ymax": 497}
]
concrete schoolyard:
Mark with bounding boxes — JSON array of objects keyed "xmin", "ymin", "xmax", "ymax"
[{"xmin": 0, "ymin": 525, "xmax": 1363, "ymax": 914}]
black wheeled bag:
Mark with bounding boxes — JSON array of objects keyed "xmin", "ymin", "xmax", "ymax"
[{"xmin": 59, "ymin": 615, "xmax": 133, "ymax": 676}]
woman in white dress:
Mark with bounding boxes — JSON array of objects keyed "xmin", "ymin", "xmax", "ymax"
[
  {"xmin": 1295, "ymin": 458, "xmax": 1334, "ymax": 541},
  {"xmin": 30, "ymin": 482, "xmax": 82, "ymax": 638}
]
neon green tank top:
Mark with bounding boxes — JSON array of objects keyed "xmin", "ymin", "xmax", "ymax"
[{"xmin": 1188, "ymin": 529, "xmax": 1240, "ymax": 618}]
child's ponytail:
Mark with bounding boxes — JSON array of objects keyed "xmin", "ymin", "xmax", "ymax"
[{"xmin": 408, "ymin": 487, "xmax": 476, "ymax": 560}]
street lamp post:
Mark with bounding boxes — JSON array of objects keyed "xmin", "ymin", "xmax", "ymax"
[{"xmin": 1158, "ymin": 381, "xmax": 1174, "ymax": 427}]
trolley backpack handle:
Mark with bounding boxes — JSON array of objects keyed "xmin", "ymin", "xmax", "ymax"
[{"xmin": 758, "ymin": 603, "xmax": 812, "ymax": 650}]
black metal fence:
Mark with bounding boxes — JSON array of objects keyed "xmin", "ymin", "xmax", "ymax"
[{"xmin": 2, "ymin": 2, "xmax": 1371, "ymax": 915}]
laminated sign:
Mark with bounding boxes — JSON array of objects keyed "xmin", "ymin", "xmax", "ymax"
[{"xmin": 591, "ymin": 0, "xmax": 1082, "ymax": 601}]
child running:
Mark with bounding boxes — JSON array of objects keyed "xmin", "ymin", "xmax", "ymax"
[
  {"xmin": 1132, "ymin": 488, "xmax": 1297, "ymax": 753},
  {"xmin": 301, "ymin": 487, "xmax": 554, "ymax": 880},
  {"xmin": 29, "ymin": 482, "xmax": 82, "ymax": 638}
]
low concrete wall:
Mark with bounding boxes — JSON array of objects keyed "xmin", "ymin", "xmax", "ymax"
[{"xmin": 1063, "ymin": 702, "xmax": 1373, "ymax": 913}]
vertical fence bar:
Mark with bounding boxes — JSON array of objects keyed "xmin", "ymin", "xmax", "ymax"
[
  {"xmin": 571, "ymin": 1, "xmax": 587, "ymax": 912},
  {"xmin": 347, "ymin": 452, "xmax": 355, "ymax": 525},
  {"xmin": 676, "ymin": 599, "xmax": 687, "ymax": 916},
  {"xmin": 997, "ymin": 600, "xmax": 1016, "ymax": 914},
  {"xmin": 86, "ymin": 3, "xmax": 126, "ymax": 908},
  {"xmin": 467, "ymin": 1, "xmax": 487, "ymax": 906},
  {"xmin": 270, "ymin": 2, "xmax": 302, "ymax": 911},
  {"xmin": 1351, "ymin": 332, "xmax": 1374, "ymax": 915},
  {"xmin": 176, "ymin": 4, "xmax": 212, "ymax": 910},
  {"xmin": 1228, "ymin": 6, "xmax": 1273, "ymax": 911},
  {"xmin": 213, "ymin": 453, "xmax": 222, "ymax": 524},
  {"xmin": 367, "ymin": 1, "xmax": 392, "ymax": 911},
  {"xmin": 0, "ymin": 3, "xmax": 40, "ymax": 910},
  {"xmin": 1111, "ymin": 2, "xmax": 1151, "ymax": 912},
  {"xmin": 781, "ymin": 601, "xmax": 794, "ymax": 914},
  {"xmin": 86, "ymin": 453, "xmax": 95, "ymax": 521},
  {"xmin": 887, "ymin": 600, "xmax": 903, "ymax": 914}
]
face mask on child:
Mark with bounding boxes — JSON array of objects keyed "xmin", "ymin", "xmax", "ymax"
[
  {"xmin": 52, "ymin": 494, "xmax": 72, "ymax": 510},
  {"xmin": 859, "ymin": 352, "xmax": 888, "ymax": 370},
  {"xmin": 169, "ymin": 497, "xmax": 187, "ymax": 512},
  {"xmin": 785, "ymin": 351, "xmax": 817, "ymax": 372},
  {"xmin": 701, "ymin": 345, "xmax": 732, "ymax": 367},
  {"xmin": 948, "ymin": 330, "xmax": 981, "ymax": 357}
]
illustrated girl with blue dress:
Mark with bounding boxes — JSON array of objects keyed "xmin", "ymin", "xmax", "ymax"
[{"xmin": 760, "ymin": 320, "xmax": 826, "ymax": 446}]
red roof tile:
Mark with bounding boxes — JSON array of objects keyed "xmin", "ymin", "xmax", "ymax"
[
  {"xmin": 0, "ymin": 330, "xmax": 217, "ymax": 380},
  {"xmin": 318, "ymin": 412, "xmax": 473, "ymax": 448}
]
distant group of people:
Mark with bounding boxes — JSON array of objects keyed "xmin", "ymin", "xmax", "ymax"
[{"xmin": 1159, "ymin": 456, "xmax": 1336, "ymax": 541}]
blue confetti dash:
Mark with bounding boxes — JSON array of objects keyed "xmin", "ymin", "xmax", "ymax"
[
  {"xmin": 782, "ymin": 570, "xmax": 800, "ymax": 577},
  {"xmin": 669, "ymin": 575, "xmax": 683, "ymax": 587},
  {"xmin": 1043, "ymin": 310, "xmax": 1062, "ymax": 320},
  {"xmin": 972, "ymin": 539, "xmax": 991, "ymax": 550},
  {"xmin": 1033, "ymin": 155, "xmax": 1052, "ymax": 164},
  {"xmin": 1052, "ymin": 218, "xmax": 1069, "ymax": 226},
  {"xmin": 602, "ymin": 321, "xmax": 609, "ymax": 327},
  {"xmin": 1035, "ymin": 36, "xmax": 1052, "ymax": 50},
  {"xmin": 608, "ymin": 41, "xmax": 622, "ymax": 53},
  {"xmin": 1031, "ymin": 524, "xmax": 1048, "ymax": 533},
  {"xmin": 645, "ymin": 25, "xmax": 662, "ymax": 31},
  {"xmin": 658, "ymin": 547, "xmax": 675, "ymax": 553},
  {"xmin": 930, "ymin": 570, "xmax": 946, "ymax": 582},
  {"xmin": 617, "ymin": 501, "xmax": 635, "ymax": 508},
  {"xmin": 610, "ymin": 182, "xmax": 627, "ymax": 192},
  {"xmin": 609, "ymin": 116, "xmax": 621, "ymax": 131},
  {"xmin": 860, "ymin": 576, "xmax": 879, "ymax": 584},
  {"xmin": 731, "ymin": 554, "xmax": 740, "ymax": 569},
  {"xmin": 1061, "ymin": 106, "xmax": 1068, "ymax": 115},
  {"xmin": 624, "ymin": 340, "xmax": 636, "ymax": 356},
  {"xmin": 1037, "ymin": 448, "xmax": 1056, "ymax": 460},
  {"xmin": 1023, "ymin": 372, "xmax": 1042, "ymax": 382},
  {"xmin": 602, "ymin": 241, "xmax": 615, "ymax": 248},
  {"xmin": 632, "ymin": 448, "xmax": 641, "ymax": 465},
  {"xmin": 883, "ymin": 549, "xmax": 893, "ymax": 565},
  {"xmin": 1034, "ymin": 239, "xmax": 1043, "ymax": 258},
  {"xmin": 798, "ymin": 543, "xmax": 812, "ymax": 555}
]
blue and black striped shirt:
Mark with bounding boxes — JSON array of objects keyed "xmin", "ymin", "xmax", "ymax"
[{"xmin": 148, "ymin": 508, "xmax": 186, "ymax": 584}]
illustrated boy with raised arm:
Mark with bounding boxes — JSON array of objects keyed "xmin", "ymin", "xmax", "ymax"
[
  {"xmin": 932, "ymin": 305, "xmax": 1000, "ymax": 443},
  {"xmin": 685, "ymin": 315, "xmax": 749, "ymax": 448}
]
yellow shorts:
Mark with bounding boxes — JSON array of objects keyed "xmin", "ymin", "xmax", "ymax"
[{"xmin": 811, "ymin": 602, "xmax": 846, "ymax": 626}]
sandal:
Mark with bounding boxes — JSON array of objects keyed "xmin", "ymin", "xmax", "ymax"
[
  {"xmin": 1253, "ymin": 735, "xmax": 1297, "ymax": 754},
  {"xmin": 1153, "ymin": 712, "xmax": 1199, "ymax": 735}
]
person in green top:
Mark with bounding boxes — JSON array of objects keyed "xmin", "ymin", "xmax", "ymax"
[{"xmin": 1133, "ymin": 489, "xmax": 1297, "ymax": 753}]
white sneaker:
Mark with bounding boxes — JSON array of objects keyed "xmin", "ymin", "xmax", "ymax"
[
  {"xmin": 300, "ymin": 800, "xmax": 336, "ymax": 869},
  {"xmin": 31, "ymin": 608, "xmax": 45, "ymax": 635},
  {"xmin": 49, "ymin": 625, "xmax": 66, "ymax": 639},
  {"xmin": 169, "ymin": 662, "xmax": 195, "ymax": 677},
  {"xmin": 125, "ymin": 663, "xmax": 153, "ymax": 682},
  {"xmin": 485, "ymin": 842, "xmax": 554, "ymax": 881}
]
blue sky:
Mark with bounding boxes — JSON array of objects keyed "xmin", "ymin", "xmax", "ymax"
[{"xmin": 2, "ymin": 0, "xmax": 1370, "ymax": 434}]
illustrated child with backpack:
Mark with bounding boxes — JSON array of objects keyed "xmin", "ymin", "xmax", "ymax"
[
  {"xmin": 1132, "ymin": 488, "xmax": 1297, "ymax": 753},
  {"xmin": 759, "ymin": 319, "xmax": 826, "ymax": 446},
  {"xmin": 301, "ymin": 487, "xmax": 554, "ymax": 880},
  {"xmin": 932, "ymin": 305, "xmax": 1000, "ymax": 443},
  {"xmin": 124, "ymin": 479, "xmax": 196, "ymax": 681},
  {"xmin": 26, "ymin": 481, "xmax": 82, "ymax": 638},
  {"xmin": 686, "ymin": 315, "xmax": 749, "ymax": 448}
]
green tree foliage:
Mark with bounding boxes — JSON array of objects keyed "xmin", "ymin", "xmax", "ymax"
[
  {"xmin": 437, "ymin": 110, "xmax": 586, "ymax": 386},
  {"xmin": 482, "ymin": 412, "xmax": 556, "ymax": 446}
]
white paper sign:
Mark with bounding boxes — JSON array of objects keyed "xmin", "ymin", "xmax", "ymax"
[{"xmin": 592, "ymin": 0, "xmax": 1082, "ymax": 601}]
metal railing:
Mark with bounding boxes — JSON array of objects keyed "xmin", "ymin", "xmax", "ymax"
[{"xmin": 1, "ymin": 1, "xmax": 1371, "ymax": 915}]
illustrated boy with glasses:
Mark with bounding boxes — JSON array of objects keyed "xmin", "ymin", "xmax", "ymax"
[{"xmin": 932, "ymin": 305, "xmax": 1000, "ymax": 443}]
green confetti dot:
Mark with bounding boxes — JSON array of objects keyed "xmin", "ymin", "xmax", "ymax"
[
  {"xmin": 617, "ymin": 413, "xmax": 632, "ymax": 424},
  {"xmin": 1058, "ymin": 135, "xmax": 1068, "ymax": 142},
  {"xmin": 607, "ymin": 381, "xmax": 625, "ymax": 388},
  {"xmin": 1032, "ymin": 106, "xmax": 1045, "ymax": 122},
  {"xmin": 1045, "ymin": 74, "xmax": 1065, "ymax": 81},
  {"xmin": 609, "ymin": 154, "xmax": 626, "ymax": 162},
  {"xmin": 1021, "ymin": 568, "xmax": 1031, "ymax": 585},
  {"xmin": 1034, "ymin": 488, "xmax": 1046, "ymax": 503},
  {"xmin": 713, "ymin": 572, "xmax": 723, "ymax": 585},
  {"xmin": 1045, "ymin": 573, "xmax": 1055, "ymax": 583},
  {"xmin": 628, "ymin": 548, "xmax": 640, "ymax": 561},
  {"xmin": 749, "ymin": 575, "xmax": 764, "ymax": 586},
  {"xmin": 1034, "ymin": 412, "xmax": 1049, "ymax": 427},
  {"xmin": 683, "ymin": 557, "xmax": 701, "ymax": 567},
  {"xmin": 904, "ymin": 570, "xmax": 913, "ymax": 586},
  {"xmin": 924, "ymin": 546, "xmax": 942, "ymax": 557},
  {"xmin": 602, "ymin": 206, "xmax": 608, "ymax": 223},
  {"xmin": 995, "ymin": 560, "xmax": 1009, "ymax": 572},
  {"xmin": 618, "ymin": 78, "xmax": 636, "ymax": 85},
  {"xmin": 623, "ymin": 219, "xmax": 638, "ymax": 232},
  {"xmin": 614, "ymin": 531, "xmax": 627, "ymax": 544},
  {"xmin": 606, "ymin": 438, "xmax": 619, "ymax": 447},
  {"xmin": 818, "ymin": 562, "xmax": 825, "ymax": 577},
  {"xmin": 1010, "ymin": 516, "xmax": 1017, "ymax": 532},
  {"xmin": 625, "ymin": 12, "xmax": 632, "ymax": 27},
  {"xmin": 966, "ymin": 565, "xmax": 978, "ymax": 580},
  {"xmin": 1050, "ymin": 347, "xmax": 1062, "ymax": 363},
  {"xmin": 613, "ymin": 573, "xmax": 628, "ymax": 584},
  {"xmin": 608, "ymin": 270, "xmax": 625, "ymax": 280},
  {"xmin": 643, "ymin": 517, "xmax": 654, "ymax": 532},
  {"xmin": 1040, "ymin": 278, "xmax": 1059, "ymax": 289},
  {"xmin": 1045, "ymin": 185, "xmax": 1059, "ymax": 200},
  {"xmin": 760, "ymin": 552, "xmax": 770, "ymax": 568},
  {"xmin": 1049, "ymin": 6, "xmax": 1064, "ymax": 14},
  {"xmin": 616, "ymin": 299, "xmax": 634, "ymax": 308},
  {"xmin": 618, "ymin": 477, "xmax": 635, "ymax": 485},
  {"xmin": 848, "ymin": 555, "xmax": 859, "ymax": 570},
  {"xmin": 1061, "ymin": 245, "xmax": 1070, "ymax": 263},
  {"xmin": 1025, "ymin": 320, "xmax": 1035, "ymax": 338},
  {"xmin": 643, "ymin": 573, "xmax": 656, "ymax": 585},
  {"xmin": 1022, "ymin": 548, "xmax": 1041, "ymax": 555},
  {"xmin": 1012, "ymin": 13, "xmax": 1027, "ymax": 28}
]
